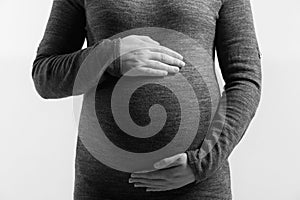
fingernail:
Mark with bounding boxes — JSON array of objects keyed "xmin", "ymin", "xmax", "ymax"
[
  {"xmin": 181, "ymin": 61, "xmax": 185, "ymax": 67},
  {"xmin": 128, "ymin": 179, "xmax": 133, "ymax": 183}
]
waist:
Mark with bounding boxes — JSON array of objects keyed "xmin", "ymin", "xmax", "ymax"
[{"xmin": 74, "ymin": 137, "xmax": 232, "ymax": 200}]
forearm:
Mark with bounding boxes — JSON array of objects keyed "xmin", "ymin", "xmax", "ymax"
[
  {"xmin": 185, "ymin": 0, "xmax": 262, "ymax": 183},
  {"xmin": 31, "ymin": 0, "xmax": 122, "ymax": 99},
  {"xmin": 32, "ymin": 38, "xmax": 121, "ymax": 99},
  {"xmin": 186, "ymin": 77, "xmax": 261, "ymax": 183}
]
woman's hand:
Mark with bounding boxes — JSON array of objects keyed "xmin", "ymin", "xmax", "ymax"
[
  {"xmin": 129, "ymin": 153, "xmax": 196, "ymax": 192},
  {"xmin": 119, "ymin": 35, "xmax": 185, "ymax": 76}
]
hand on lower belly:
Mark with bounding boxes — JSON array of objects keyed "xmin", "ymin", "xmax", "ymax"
[{"xmin": 128, "ymin": 152, "xmax": 196, "ymax": 192}]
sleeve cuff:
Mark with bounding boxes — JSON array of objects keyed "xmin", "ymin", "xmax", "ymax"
[
  {"xmin": 185, "ymin": 150, "xmax": 202, "ymax": 184},
  {"xmin": 106, "ymin": 37, "xmax": 122, "ymax": 77}
]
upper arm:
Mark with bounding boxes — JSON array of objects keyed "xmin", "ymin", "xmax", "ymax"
[
  {"xmin": 37, "ymin": 0, "xmax": 86, "ymax": 56},
  {"xmin": 215, "ymin": 0, "xmax": 262, "ymax": 90}
]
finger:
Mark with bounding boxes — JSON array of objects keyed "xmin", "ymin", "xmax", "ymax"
[
  {"xmin": 134, "ymin": 169, "xmax": 156, "ymax": 173},
  {"xmin": 124, "ymin": 67, "xmax": 168, "ymax": 77},
  {"xmin": 156, "ymin": 160, "xmax": 181, "ymax": 169},
  {"xmin": 149, "ymin": 46, "xmax": 184, "ymax": 60},
  {"xmin": 131, "ymin": 167, "xmax": 178, "ymax": 180},
  {"xmin": 146, "ymin": 187, "xmax": 172, "ymax": 192},
  {"xmin": 138, "ymin": 35, "xmax": 160, "ymax": 45},
  {"xmin": 134, "ymin": 184, "xmax": 165, "ymax": 189},
  {"xmin": 145, "ymin": 60, "xmax": 180, "ymax": 74},
  {"xmin": 131, "ymin": 170, "xmax": 163, "ymax": 179},
  {"xmin": 154, "ymin": 153, "xmax": 185, "ymax": 169},
  {"xmin": 129, "ymin": 178, "xmax": 166, "ymax": 187},
  {"xmin": 149, "ymin": 52, "xmax": 185, "ymax": 68}
]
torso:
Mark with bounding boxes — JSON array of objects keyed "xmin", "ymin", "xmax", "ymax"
[{"xmin": 75, "ymin": 1, "xmax": 229, "ymax": 199}]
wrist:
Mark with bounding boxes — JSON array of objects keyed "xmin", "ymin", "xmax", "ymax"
[
  {"xmin": 185, "ymin": 150, "xmax": 201, "ymax": 184},
  {"xmin": 107, "ymin": 37, "xmax": 122, "ymax": 77}
]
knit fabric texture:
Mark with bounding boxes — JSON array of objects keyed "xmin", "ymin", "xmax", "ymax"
[{"xmin": 32, "ymin": 0, "xmax": 262, "ymax": 199}]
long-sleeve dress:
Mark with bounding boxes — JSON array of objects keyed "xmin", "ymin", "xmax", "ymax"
[{"xmin": 32, "ymin": 0, "xmax": 262, "ymax": 199}]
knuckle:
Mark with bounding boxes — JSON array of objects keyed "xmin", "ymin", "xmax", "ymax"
[
  {"xmin": 160, "ymin": 53, "xmax": 166, "ymax": 62},
  {"xmin": 132, "ymin": 50, "xmax": 141, "ymax": 56},
  {"xmin": 158, "ymin": 46, "xmax": 166, "ymax": 53},
  {"xmin": 166, "ymin": 65, "xmax": 175, "ymax": 72},
  {"xmin": 131, "ymin": 50, "xmax": 146, "ymax": 59},
  {"xmin": 142, "ymin": 48, "xmax": 151, "ymax": 54},
  {"xmin": 168, "ymin": 65, "xmax": 176, "ymax": 72},
  {"xmin": 175, "ymin": 59, "xmax": 181, "ymax": 66},
  {"xmin": 140, "ymin": 51, "xmax": 150, "ymax": 59},
  {"xmin": 159, "ymin": 63, "xmax": 167, "ymax": 70},
  {"xmin": 151, "ymin": 60, "xmax": 159, "ymax": 68},
  {"xmin": 144, "ymin": 67, "xmax": 152, "ymax": 74}
]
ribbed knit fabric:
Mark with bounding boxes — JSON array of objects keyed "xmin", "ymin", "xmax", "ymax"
[{"xmin": 32, "ymin": 0, "xmax": 262, "ymax": 199}]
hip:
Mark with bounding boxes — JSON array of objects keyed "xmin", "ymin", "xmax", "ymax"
[{"xmin": 74, "ymin": 138, "xmax": 232, "ymax": 200}]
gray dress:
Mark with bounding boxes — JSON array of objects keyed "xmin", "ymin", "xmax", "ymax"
[{"xmin": 32, "ymin": 0, "xmax": 262, "ymax": 199}]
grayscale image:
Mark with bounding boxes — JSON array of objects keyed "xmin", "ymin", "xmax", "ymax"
[{"xmin": 0, "ymin": 0, "xmax": 299, "ymax": 199}]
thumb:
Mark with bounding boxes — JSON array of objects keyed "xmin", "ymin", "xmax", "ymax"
[{"xmin": 154, "ymin": 153, "xmax": 185, "ymax": 169}]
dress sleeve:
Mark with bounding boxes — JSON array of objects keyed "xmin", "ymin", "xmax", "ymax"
[
  {"xmin": 32, "ymin": 0, "xmax": 121, "ymax": 99},
  {"xmin": 185, "ymin": 0, "xmax": 262, "ymax": 183}
]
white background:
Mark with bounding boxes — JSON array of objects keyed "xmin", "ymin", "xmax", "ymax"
[{"xmin": 0, "ymin": 0, "xmax": 299, "ymax": 199}]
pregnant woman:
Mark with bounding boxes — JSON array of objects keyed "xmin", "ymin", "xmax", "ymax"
[{"xmin": 32, "ymin": 0, "xmax": 262, "ymax": 199}]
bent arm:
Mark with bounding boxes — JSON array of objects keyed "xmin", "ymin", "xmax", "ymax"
[
  {"xmin": 32, "ymin": 0, "xmax": 121, "ymax": 99},
  {"xmin": 185, "ymin": 0, "xmax": 262, "ymax": 183}
]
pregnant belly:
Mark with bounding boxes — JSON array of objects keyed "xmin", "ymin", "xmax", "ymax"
[
  {"xmin": 75, "ymin": 27, "xmax": 221, "ymax": 199},
  {"xmin": 77, "ymin": 56, "xmax": 220, "ymax": 172}
]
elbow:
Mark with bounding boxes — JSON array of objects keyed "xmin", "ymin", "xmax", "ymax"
[
  {"xmin": 254, "ymin": 65, "xmax": 263, "ymax": 107},
  {"xmin": 32, "ymin": 71, "xmax": 50, "ymax": 99},
  {"xmin": 248, "ymin": 74, "xmax": 262, "ymax": 120},
  {"xmin": 32, "ymin": 82, "xmax": 51, "ymax": 99},
  {"xmin": 31, "ymin": 57, "xmax": 52, "ymax": 99}
]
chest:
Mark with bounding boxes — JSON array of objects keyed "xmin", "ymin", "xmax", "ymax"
[{"xmin": 84, "ymin": 0, "xmax": 222, "ymax": 40}]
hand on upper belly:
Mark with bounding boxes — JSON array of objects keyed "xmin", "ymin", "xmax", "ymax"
[{"xmin": 116, "ymin": 35, "xmax": 186, "ymax": 76}]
